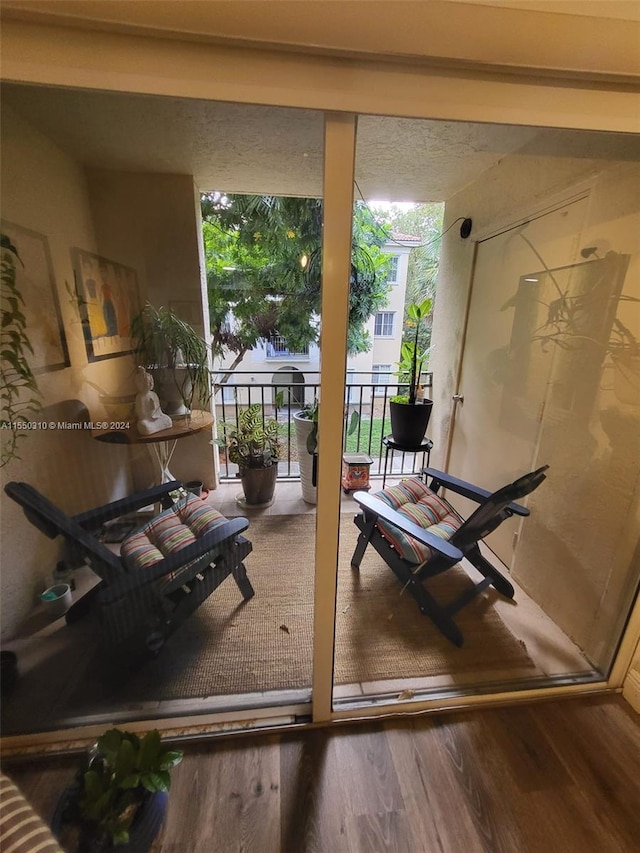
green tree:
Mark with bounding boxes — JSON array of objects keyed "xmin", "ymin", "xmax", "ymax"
[
  {"xmin": 201, "ymin": 194, "xmax": 391, "ymax": 376},
  {"xmin": 372, "ymin": 202, "xmax": 444, "ymax": 363}
]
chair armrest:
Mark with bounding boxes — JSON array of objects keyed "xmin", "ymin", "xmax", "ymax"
[
  {"xmin": 421, "ymin": 467, "xmax": 529, "ymax": 517},
  {"xmin": 103, "ymin": 516, "xmax": 250, "ymax": 598},
  {"xmin": 353, "ymin": 491, "xmax": 464, "ymax": 562},
  {"xmin": 73, "ymin": 481, "xmax": 183, "ymax": 529}
]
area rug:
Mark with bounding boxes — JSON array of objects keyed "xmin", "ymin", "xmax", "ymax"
[{"xmin": 60, "ymin": 513, "xmax": 535, "ymax": 710}]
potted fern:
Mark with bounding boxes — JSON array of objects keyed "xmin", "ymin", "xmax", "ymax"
[
  {"xmin": 130, "ymin": 304, "xmax": 211, "ymax": 417},
  {"xmin": 390, "ymin": 298, "xmax": 433, "ymax": 447},
  {"xmin": 217, "ymin": 403, "xmax": 282, "ymax": 506},
  {"xmin": 51, "ymin": 728, "xmax": 183, "ymax": 852}
]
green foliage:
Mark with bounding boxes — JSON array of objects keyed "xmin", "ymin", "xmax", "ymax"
[
  {"xmin": 130, "ymin": 303, "xmax": 212, "ymax": 409},
  {"xmin": 1, "ymin": 233, "xmax": 41, "ymax": 466},
  {"xmin": 297, "ymin": 398, "xmax": 360, "ymax": 455},
  {"xmin": 297, "ymin": 398, "xmax": 319, "ymax": 454},
  {"xmin": 217, "ymin": 403, "xmax": 282, "ymax": 469},
  {"xmin": 79, "ymin": 728, "xmax": 183, "ymax": 847},
  {"xmin": 201, "ymin": 194, "xmax": 391, "ymax": 368},
  {"xmin": 392, "ymin": 298, "xmax": 432, "ymax": 405}
]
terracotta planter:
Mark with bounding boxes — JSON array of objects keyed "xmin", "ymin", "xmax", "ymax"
[{"xmin": 389, "ymin": 399, "xmax": 433, "ymax": 448}]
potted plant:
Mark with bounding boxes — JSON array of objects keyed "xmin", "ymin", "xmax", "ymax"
[
  {"xmin": 293, "ymin": 399, "xmax": 360, "ymax": 504},
  {"xmin": 51, "ymin": 728, "xmax": 183, "ymax": 852},
  {"xmin": 1, "ymin": 233, "xmax": 41, "ymax": 466},
  {"xmin": 217, "ymin": 403, "xmax": 282, "ymax": 506},
  {"xmin": 390, "ymin": 298, "xmax": 434, "ymax": 447},
  {"xmin": 130, "ymin": 304, "xmax": 212, "ymax": 417},
  {"xmin": 293, "ymin": 399, "xmax": 319, "ymax": 504}
]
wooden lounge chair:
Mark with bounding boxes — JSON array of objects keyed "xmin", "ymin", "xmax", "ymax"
[
  {"xmin": 5, "ymin": 480, "xmax": 254, "ymax": 657},
  {"xmin": 351, "ymin": 465, "xmax": 548, "ymax": 646}
]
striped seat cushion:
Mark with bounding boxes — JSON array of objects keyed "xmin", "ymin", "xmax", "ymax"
[
  {"xmin": 374, "ymin": 477, "xmax": 461, "ymax": 565},
  {"xmin": 0, "ymin": 772, "xmax": 64, "ymax": 853},
  {"xmin": 121, "ymin": 494, "xmax": 229, "ymax": 586}
]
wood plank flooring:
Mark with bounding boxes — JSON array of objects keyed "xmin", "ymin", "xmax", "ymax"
[{"xmin": 3, "ymin": 695, "xmax": 639, "ymax": 852}]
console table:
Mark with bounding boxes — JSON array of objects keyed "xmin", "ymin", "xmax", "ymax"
[
  {"xmin": 381, "ymin": 434, "xmax": 433, "ymax": 488},
  {"xmin": 93, "ymin": 410, "xmax": 214, "ymax": 484}
]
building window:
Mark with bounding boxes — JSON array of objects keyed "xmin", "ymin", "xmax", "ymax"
[
  {"xmin": 374, "ymin": 312, "xmax": 395, "ymax": 337},
  {"xmin": 386, "ymin": 255, "xmax": 399, "ymax": 284},
  {"xmin": 372, "ymin": 364, "xmax": 392, "ymax": 395}
]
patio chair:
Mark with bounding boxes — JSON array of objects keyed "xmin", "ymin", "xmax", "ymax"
[
  {"xmin": 351, "ymin": 465, "xmax": 548, "ymax": 646},
  {"xmin": 4, "ymin": 480, "xmax": 254, "ymax": 657}
]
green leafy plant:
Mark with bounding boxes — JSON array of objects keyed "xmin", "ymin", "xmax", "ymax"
[
  {"xmin": 297, "ymin": 398, "xmax": 360, "ymax": 455},
  {"xmin": 391, "ymin": 298, "xmax": 432, "ymax": 405},
  {"xmin": 130, "ymin": 303, "xmax": 212, "ymax": 411},
  {"xmin": 1, "ymin": 233, "xmax": 41, "ymax": 466},
  {"xmin": 76, "ymin": 728, "xmax": 183, "ymax": 848},
  {"xmin": 217, "ymin": 403, "xmax": 282, "ymax": 470}
]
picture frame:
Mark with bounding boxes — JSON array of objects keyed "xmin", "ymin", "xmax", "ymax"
[
  {"xmin": 1, "ymin": 220, "xmax": 70, "ymax": 373},
  {"xmin": 71, "ymin": 248, "xmax": 141, "ymax": 362}
]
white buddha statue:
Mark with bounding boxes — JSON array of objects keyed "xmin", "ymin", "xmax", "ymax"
[{"xmin": 134, "ymin": 367, "xmax": 172, "ymax": 435}]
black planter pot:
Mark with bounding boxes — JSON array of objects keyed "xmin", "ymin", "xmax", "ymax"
[
  {"xmin": 51, "ymin": 783, "xmax": 168, "ymax": 853},
  {"xmin": 389, "ymin": 399, "xmax": 433, "ymax": 448},
  {"xmin": 240, "ymin": 463, "xmax": 278, "ymax": 506}
]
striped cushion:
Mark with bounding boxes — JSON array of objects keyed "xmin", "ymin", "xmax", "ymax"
[
  {"xmin": 121, "ymin": 494, "xmax": 228, "ymax": 573},
  {"xmin": 374, "ymin": 477, "xmax": 461, "ymax": 565},
  {"xmin": 0, "ymin": 772, "xmax": 63, "ymax": 853}
]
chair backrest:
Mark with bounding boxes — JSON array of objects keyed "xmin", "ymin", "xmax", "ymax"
[
  {"xmin": 4, "ymin": 482, "xmax": 123, "ymax": 582},
  {"xmin": 451, "ymin": 465, "xmax": 549, "ymax": 550}
]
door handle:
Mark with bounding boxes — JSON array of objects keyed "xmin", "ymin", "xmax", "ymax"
[{"xmin": 452, "ymin": 394, "xmax": 464, "ymax": 403}]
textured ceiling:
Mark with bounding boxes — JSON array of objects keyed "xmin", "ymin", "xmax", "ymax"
[{"xmin": 2, "ymin": 84, "xmax": 638, "ymax": 202}]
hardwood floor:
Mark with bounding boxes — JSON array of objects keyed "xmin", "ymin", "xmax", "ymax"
[{"xmin": 4, "ymin": 695, "xmax": 639, "ymax": 852}]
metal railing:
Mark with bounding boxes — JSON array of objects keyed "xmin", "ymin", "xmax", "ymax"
[
  {"xmin": 265, "ymin": 335, "xmax": 310, "ymax": 358},
  {"xmin": 214, "ymin": 370, "xmax": 433, "ymax": 482}
]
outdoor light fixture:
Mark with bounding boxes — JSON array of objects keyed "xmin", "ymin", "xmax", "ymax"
[{"xmin": 300, "ymin": 253, "xmax": 309, "ymax": 269}]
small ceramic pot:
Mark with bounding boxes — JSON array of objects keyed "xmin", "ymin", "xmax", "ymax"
[
  {"xmin": 40, "ymin": 583, "xmax": 72, "ymax": 618},
  {"xmin": 185, "ymin": 480, "xmax": 203, "ymax": 497}
]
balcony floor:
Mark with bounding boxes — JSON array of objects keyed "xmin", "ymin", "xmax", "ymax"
[{"xmin": 1, "ymin": 476, "xmax": 597, "ymax": 736}]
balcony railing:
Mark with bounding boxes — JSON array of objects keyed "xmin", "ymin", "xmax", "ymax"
[
  {"xmin": 265, "ymin": 335, "xmax": 310, "ymax": 359},
  {"xmin": 214, "ymin": 370, "xmax": 433, "ymax": 482}
]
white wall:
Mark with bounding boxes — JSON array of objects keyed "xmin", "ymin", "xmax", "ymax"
[
  {"xmin": 0, "ymin": 107, "xmax": 134, "ymax": 638},
  {"xmin": 431, "ymin": 150, "xmax": 640, "ymax": 664},
  {"xmin": 86, "ymin": 169, "xmax": 216, "ymax": 490}
]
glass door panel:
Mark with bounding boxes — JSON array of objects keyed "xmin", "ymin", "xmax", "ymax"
[{"xmin": 333, "ymin": 114, "xmax": 640, "ymax": 711}]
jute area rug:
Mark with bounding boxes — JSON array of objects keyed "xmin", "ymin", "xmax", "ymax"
[{"xmin": 75, "ymin": 513, "xmax": 535, "ymax": 705}]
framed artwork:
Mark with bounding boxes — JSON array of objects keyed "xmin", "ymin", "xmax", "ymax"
[
  {"xmin": 1, "ymin": 220, "xmax": 70, "ymax": 373},
  {"xmin": 71, "ymin": 248, "xmax": 141, "ymax": 362}
]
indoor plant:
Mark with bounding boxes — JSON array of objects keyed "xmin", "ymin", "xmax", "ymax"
[
  {"xmin": 0, "ymin": 233, "xmax": 41, "ymax": 466},
  {"xmin": 51, "ymin": 727, "xmax": 183, "ymax": 852},
  {"xmin": 217, "ymin": 403, "xmax": 282, "ymax": 505},
  {"xmin": 390, "ymin": 298, "xmax": 433, "ymax": 447},
  {"xmin": 130, "ymin": 303, "xmax": 212, "ymax": 417}
]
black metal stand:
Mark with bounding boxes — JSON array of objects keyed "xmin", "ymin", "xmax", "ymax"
[{"xmin": 382, "ymin": 435, "xmax": 433, "ymax": 488}]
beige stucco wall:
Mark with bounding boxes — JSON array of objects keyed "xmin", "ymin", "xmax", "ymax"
[
  {"xmin": 431, "ymin": 151, "xmax": 640, "ymax": 665},
  {"xmin": 0, "ymin": 106, "xmax": 135, "ymax": 638},
  {"xmin": 86, "ymin": 169, "xmax": 215, "ymax": 490}
]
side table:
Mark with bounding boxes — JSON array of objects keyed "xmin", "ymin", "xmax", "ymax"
[
  {"xmin": 93, "ymin": 410, "xmax": 214, "ymax": 485},
  {"xmin": 381, "ymin": 435, "xmax": 433, "ymax": 488}
]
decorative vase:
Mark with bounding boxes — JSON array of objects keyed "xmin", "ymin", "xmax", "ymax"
[
  {"xmin": 293, "ymin": 413, "xmax": 317, "ymax": 504},
  {"xmin": 239, "ymin": 463, "xmax": 278, "ymax": 506},
  {"xmin": 152, "ymin": 366, "xmax": 192, "ymax": 417},
  {"xmin": 389, "ymin": 399, "xmax": 433, "ymax": 448},
  {"xmin": 51, "ymin": 785, "xmax": 168, "ymax": 853}
]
